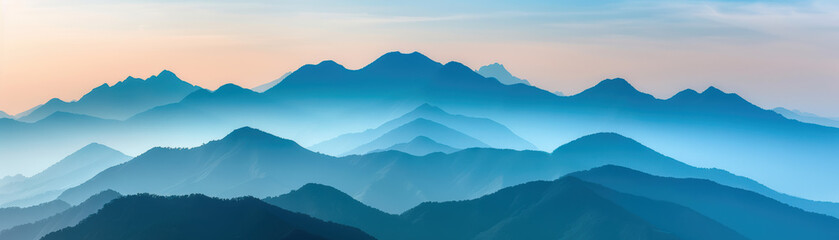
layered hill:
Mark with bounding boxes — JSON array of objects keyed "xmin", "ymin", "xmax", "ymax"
[
  {"xmin": 312, "ymin": 103, "xmax": 534, "ymax": 155},
  {"xmin": 571, "ymin": 166, "xmax": 839, "ymax": 240},
  {"xmin": 371, "ymin": 136, "xmax": 459, "ymax": 156},
  {"xmin": 41, "ymin": 194, "xmax": 375, "ymax": 240},
  {"xmin": 268, "ymin": 180, "xmax": 745, "ymax": 240},
  {"xmin": 0, "ymin": 190, "xmax": 122, "ymax": 240},
  {"xmin": 0, "ymin": 143, "xmax": 131, "ymax": 207},
  {"xmin": 0, "ymin": 200, "xmax": 70, "ymax": 232},
  {"xmin": 57, "ymin": 127, "xmax": 839, "ymax": 217}
]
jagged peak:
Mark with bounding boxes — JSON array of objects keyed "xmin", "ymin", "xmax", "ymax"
[{"xmin": 702, "ymin": 86, "xmax": 725, "ymax": 95}]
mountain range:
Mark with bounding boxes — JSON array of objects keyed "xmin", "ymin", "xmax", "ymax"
[
  {"xmin": 4, "ymin": 51, "xmax": 838, "ymax": 202},
  {"xmin": 17, "ymin": 70, "xmax": 201, "ymax": 122},
  {"xmin": 53, "ymin": 127, "xmax": 839, "ymax": 218},
  {"xmin": 266, "ymin": 179, "xmax": 747, "ymax": 240}
]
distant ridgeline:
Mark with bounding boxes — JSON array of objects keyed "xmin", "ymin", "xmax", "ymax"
[{"xmin": 1, "ymin": 51, "xmax": 839, "ymax": 239}]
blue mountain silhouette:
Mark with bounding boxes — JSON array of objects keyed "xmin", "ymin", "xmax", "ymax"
[
  {"xmin": 477, "ymin": 63, "xmax": 531, "ymax": 85},
  {"xmin": 41, "ymin": 193, "xmax": 375, "ymax": 240},
  {"xmin": 17, "ymin": 70, "xmax": 201, "ymax": 122},
  {"xmin": 572, "ymin": 165, "xmax": 839, "ymax": 240}
]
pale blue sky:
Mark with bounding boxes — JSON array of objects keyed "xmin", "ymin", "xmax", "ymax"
[{"xmin": 2, "ymin": 0, "xmax": 838, "ymax": 116}]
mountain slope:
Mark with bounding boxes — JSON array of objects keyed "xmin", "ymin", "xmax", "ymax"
[
  {"xmin": 252, "ymin": 72, "xmax": 291, "ymax": 92},
  {"xmin": 477, "ymin": 63, "xmax": 531, "ymax": 85},
  {"xmin": 269, "ymin": 181, "xmax": 743, "ymax": 240},
  {"xmin": 0, "ymin": 190, "xmax": 122, "ymax": 240},
  {"xmin": 313, "ymin": 103, "xmax": 534, "ymax": 155},
  {"xmin": 571, "ymin": 165, "xmax": 839, "ymax": 240},
  {"xmin": 371, "ymin": 136, "xmax": 460, "ymax": 155},
  {"xmin": 0, "ymin": 200, "xmax": 70, "ymax": 232},
  {"xmin": 400, "ymin": 177, "xmax": 678, "ymax": 240},
  {"xmin": 57, "ymin": 127, "xmax": 348, "ymax": 205},
  {"xmin": 0, "ymin": 143, "xmax": 131, "ymax": 207},
  {"xmin": 41, "ymin": 194, "xmax": 375, "ymax": 240},
  {"xmin": 773, "ymin": 107, "xmax": 839, "ymax": 128},
  {"xmin": 18, "ymin": 70, "xmax": 201, "ymax": 122},
  {"xmin": 264, "ymin": 183, "xmax": 405, "ymax": 240},
  {"xmin": 0, "ymin": 111, "xmax": 11, "ymax": 119},
  {"xmin": 552, "ymin": 132, "xmax": 839, "ymax": 218},
  {"xmin": 345, "ymin": 118, "xmax": 488, "ymax": 155}
]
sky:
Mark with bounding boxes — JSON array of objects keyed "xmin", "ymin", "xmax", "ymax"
[{"xmin": 1, "ymin": 0, "xmax": 838, "ymax": 117}]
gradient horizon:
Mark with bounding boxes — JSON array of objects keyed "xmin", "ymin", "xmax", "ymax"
[{"xmin": 2, "ymin": 0, "xmax": 838, "ymax": 117}]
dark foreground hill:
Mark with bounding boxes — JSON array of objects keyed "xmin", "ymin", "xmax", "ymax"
[
  {"xmin": 41, "ymin": 194, "xmax": 375, "ymax": 240},
  {"xmin": 267, "ymin": 180, "xmax": 746, "ymax": 240},
  {"xmin": 571, "ymin": 165, "xmax": 839, "ymax": 240},
  {"xmin": 0, "ymin": 190, "xmax": 122, "ymax": 240}
]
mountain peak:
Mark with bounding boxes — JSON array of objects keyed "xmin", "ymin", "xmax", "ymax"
[
  {"xmin": 220, "ymin": 127, "xmax": 302, "ymax": 148},
  {"xmin": 411, "ymin": 103, "xmax": 447, "ymax": 115},
  {"xmin": 551, "ymin": 132, "xmax": 645, "ymax": 155},
  {"xmin": 573, "ymin": 78, "xmax": 655, "ymax": 103},
  {"xmin": 362, "ymin": 51, "xmax": 441, "ymax": 73},
  {"xmin": 45, "ymin": 98, "xmax": 68, "ymax": 105},
  {"xmin": 702, "ymin": 86, "xmax": 725, "ymax": 95},
  {"xmin": 477, "ymin": 63, "xmax": 531, "ymax": 85},
  {"xmin": 214, "ymin": 83, "xmax": 255, "ymax": 95},
  {"xmin": 157, "ymin": 69, "xmax": 178, "ymax": 79}
]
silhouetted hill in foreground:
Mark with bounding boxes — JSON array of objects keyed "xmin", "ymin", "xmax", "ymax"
[
  {"xmin": 0, "ymin": 199, "xmax": 70, "ymax": 231},
  {"xmin": 268, "ymin": 180, "xmax": 745, "ymax": 240},
  {"xmin": 571, "ymin": 165, "xmax": 839, "ymax": 240},
  {"xmin": 264, "ymin": 183, "xmax": 405, "ymax": 240},
  {"xmin": 41, "ymin": 194, "xmax": 374, "ymax": 240},
  {"xmin": 0, "ymin": 190, "xmax": 122, "ymax": 240}
]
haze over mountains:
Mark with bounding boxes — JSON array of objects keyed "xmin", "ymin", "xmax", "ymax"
[
  {"xmin": 773, "ymin": 107, "xmax": 839, "ymax": 128},
  {"xmin": 0, "ymin": 143, "xmax": 131, "ymax": 207},
  {"xmin": 2, "ymin": 50, "xmax": 839, "ymax": 239},
  {"xmin": 3, "ymin": 51, "xmax": 838, "ymax": 203},
  {"xmin": 49, "ymin": 127, "xmax": 839, "ymax": 219}
]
